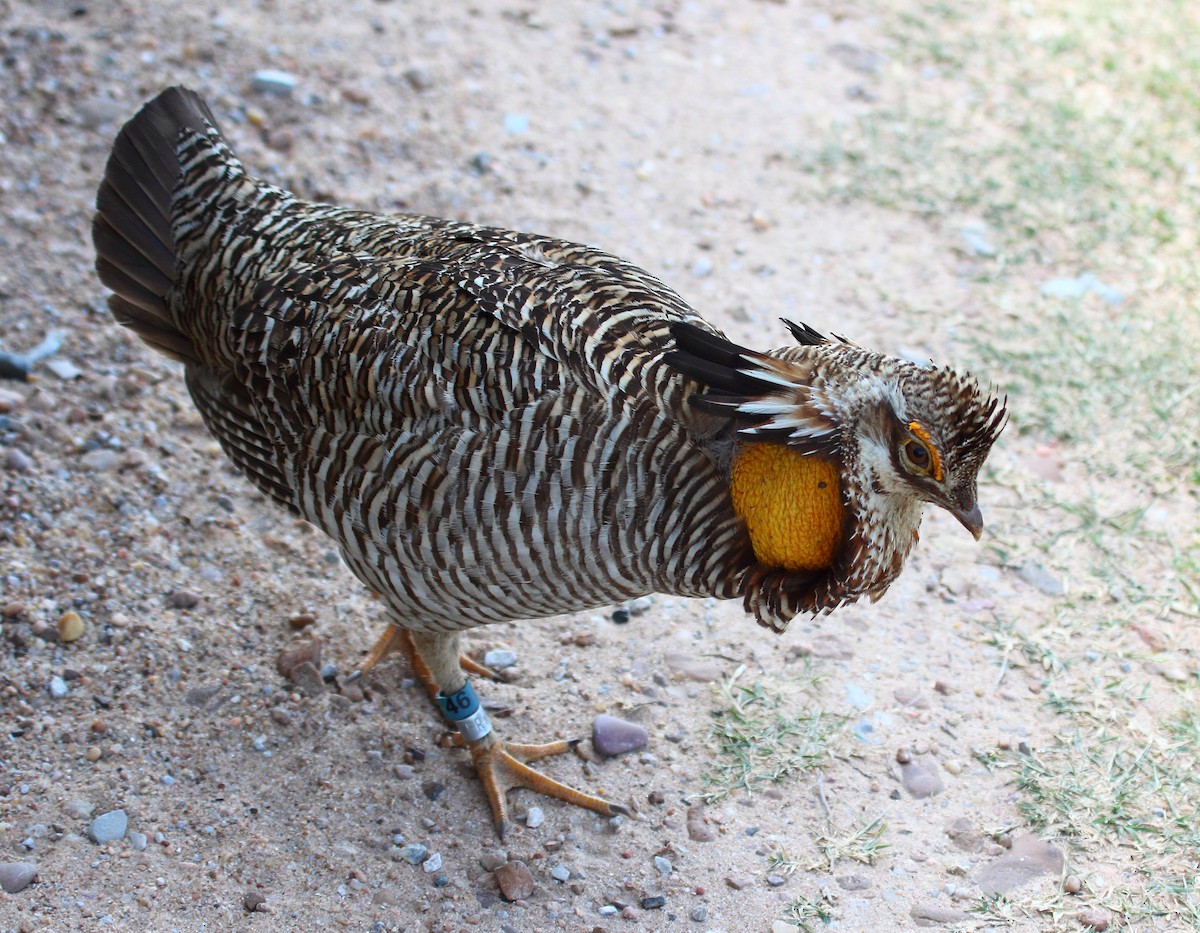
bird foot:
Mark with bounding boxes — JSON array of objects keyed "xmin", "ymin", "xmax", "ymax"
[{"xmin": 464, "ymin": 731, "xmax": 630, "ymax": 839}]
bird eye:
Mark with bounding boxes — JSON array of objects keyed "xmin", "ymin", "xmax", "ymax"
[{"xmin": 904, "ymin": 439, "xmax": 931, "ymax": 470}]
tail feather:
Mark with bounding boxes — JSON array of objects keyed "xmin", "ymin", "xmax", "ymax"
[{"xmin": 92, "ymin": 86, "xmax": 225, "ymax": 364}]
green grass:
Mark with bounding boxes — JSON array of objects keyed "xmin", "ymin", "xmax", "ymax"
[{"xmin": 701, "ymin": 665, "xmax": 847, "ymax": 803}]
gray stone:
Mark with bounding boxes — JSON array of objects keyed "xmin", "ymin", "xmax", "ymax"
[
  {"xmin": 901, "ymin": 758, "xmax": 945, "ymax": 798},
  {"xmin": 421, "ymin": 852, "xmax": 442, "ymax": 873},
  {"xmin": 550, "ymin": 863, "xmax": 570, "ymax": 882},
  {"xmin": 484, "ymin": 649, "xmax": 517, "ymax": 670},
  {"xmin": 251, "ymin": 69, "xmax": 299, "ymax": 94},
  {"xmin": 592, "ymin": 714, "xmax": 648, "ymax": 757},
  {"xmin": 664, "ymin": 651, "xmax": 723, "ymax": 682},
  {"xmin": 397, "ymin": 843, "xmax": 428, "ymax": 865},
  {"xmin": 65, "ymin": 800, "xmax": 94, "ymax": 821},
  {"xmin": 911, "ymin": 903, "xmax": 970, "ymax": 926},
  {"xmin": 1016, "ymin": 562, "xmax": 1065, "ymax": 596},
  {"xmin": 129, "ymin": 832, "xmax": 148, "ymax": 851},
  {"xmin": 976, "ymin": 834, "xmax": 1064, "ymax": 895},
  {"xmin": 654, "ymin": 855, "xmax": 672, "ymax": 876},
  {"xmin": 524, "ymin": 806, "xmax": 544, "ymax": 829},
  {"xmin": 89, "ymin": 809, "xmax": 128, "ymax": 844},
  {"xmin": 48, "ymin": 676, "xmax": 68, "ymax": 699},
  {"xmin": 0, "ymin": 861, "xmax": 37, "ymax": 893}
]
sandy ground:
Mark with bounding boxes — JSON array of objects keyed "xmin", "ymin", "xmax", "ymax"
[{"xmin": 2, "ymin": 2, "xmax": 1180, "ymax": 931}]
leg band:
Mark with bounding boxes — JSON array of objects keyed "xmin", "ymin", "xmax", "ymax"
[{"xmin": 437, "ymin": 681, "xmax": 493, "ymax": 741}]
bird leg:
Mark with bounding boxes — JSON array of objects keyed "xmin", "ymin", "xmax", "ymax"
[
  {"xmin": 348, "ymin": 624, "xmax": 495, "ymax": 682},
  {"xmin": 407, "ymin": 630, "xmax": 629, "ymax": 839}
]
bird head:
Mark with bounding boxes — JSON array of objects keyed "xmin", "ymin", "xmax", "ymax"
[{"xmin": 667, "ymin": 320, "xmax": 1006, "ymax": 545}]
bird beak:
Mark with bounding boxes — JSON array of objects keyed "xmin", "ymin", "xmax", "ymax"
[{"xmin": 951, "ymin": 503, "xmax": 984, "ymax": 541}]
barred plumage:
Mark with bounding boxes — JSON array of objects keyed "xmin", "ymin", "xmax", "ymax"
[{"xmin": 94, "ymin": 87, "xmax": 1004, "ymax": 835}]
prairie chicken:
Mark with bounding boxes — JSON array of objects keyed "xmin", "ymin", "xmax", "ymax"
[{"xmin": 93, "ymin": 87, "xmax": 1005, "ymax": 836}]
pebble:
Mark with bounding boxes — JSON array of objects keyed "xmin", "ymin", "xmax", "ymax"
[
  {"xmin": 243, "ymin": 891, "xmax": 267, "ymax": 912},
  {"xmin": 480, "ymin": 851, "xmax": 508, "ymax": 872},
  {"xmin": 690, "ymin": 906, "xmax": 708, "ymax": 922},
  {"xmin": 0, "ymin": 387, "xmax": 25, "ymax": 412},
  {"xmin": 766, "ymin": 875, "xmax": 786, "ymax": 886},
  {"xmin": 592, "ymin": 714, "xmax": 648, "ymax": 757},
  {"xmin": 665, "ymin": 651, "xmax": 723, "ymax": 682},
  {"xmin": 66, "ymin": 800, "xmax": 95, "ymax": 820},
  {"xmin": 1078, "ymin": 908, "xmax": 1110, "ymax": 931},
  {"xmin": 503, "ymin": 113, "xmax": 530, "ymax": 134},
  {"xmin": 725, "ymin": 874, "xmax": 753, "ymax": 890},
  {"xmin": 598, "ymin": 905, "xmax": 619, "ymax": 916},
  {"xmin": 641, "ymin": 895, "xmax": 666, "ymax": 909},
  {"xmin": 1015, "ymin": 562, "xmax": 1065, "ymax": 596},
  {"xmin": 89, "ymin": 809, "xmax": 128, "ymax": 844},
  {"xmin": 686, "ymin": 803, "xmax": 716, "ymax": 842},
  {"xmin": 0, "ymin": 861, "xmax": 37, "ymax": 894},
  {"xmin": 422, "ymin": 852, "xmax": 442, "ymax": 873},
  {"xmin": 45, "ymin": 358, "xmax": 82, "ymax": 380},
  {"xmin": 57, "ymin": 610, "xmax": 86, "ymax": 642},
  {"xmin": 4, "ymin": 448, "xmax": 33, "ymax": 473},
  {"xmin": 976, "ymin": 833, "xmax": 1063, "ymax": 895},
  {"xmin": 48, "ymin": 676, "xmax": 68, "ymax": 698},
  {"xmin": 251, "ymin": 69, "xmax": 299, "ymax": 94},
  {"xmin": 494, "ymin": 860, "xmax": 536, "ymax": 900},
  {"xmin": 611, "ymin": 608, "xmax": 631, "ymax": 624},
  {"xmin": 628, "ymin": 596, "xmax": 653, "ymax": 616},
  {"xmin": 277, "ymin": 637, "xmax": 322, "ymax": 677},
  {"xmin": 837, "ymin": 873, "xmax": 872, "ymax": 891},
  {"xmin": 524, "ymin": 806, "xmax": 544, "ymax": 829},
  {"xmin": 550, "ymin": 864, "xmax": 570, "ymax": 882},
  {"xmin": 910, "ymin": 903, "xmax": 969, "ymax": 924},
  {"xmin": 484, "ymin": 649, "xmax": 517, "ymax": 670},
  {"xmin": 1063, "ymin": 874, "xmax": 1082, "ymax": 894},
  {"xmin": 129, "ymin": 832, "xmax": 148, "ymax": 851},
  {"xmin": 900, "ymin": 758, "xmax": 945, "ymax": 798},
  {"xmin": 168, "ymin": 589, "xmax": 200, "ymax": 609},
  {"xmin": 654, "ymin": 855, "xmax": 672, "ymax": 876},
  {"xmin": 398, "ymin": 843, "xmax": 428, "ymax": 865}
]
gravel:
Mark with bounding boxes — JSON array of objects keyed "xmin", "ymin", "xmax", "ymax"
[
  {"xmin": 0, "ymin": 861, "xmax": 38, "ymax": 894},
  {"xmin": 88, "ymin": 809, "xmax": 128, "ymax": 844}
]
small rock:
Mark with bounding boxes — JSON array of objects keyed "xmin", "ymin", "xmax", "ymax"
[
  {"xmin": 592, "ymin": 714, "xmax": 648, "ymax": 757},
  {"xmin": 57, "ymin": 611, "xmax": 85, "ymax": 643},
  {"xmin": 664, "ymin": 651, "xmax": 723, "ymax": 682},
  {"xmin": 0, "ymin": 861, "xmax": 37, "ymax": 893},
  {"xmin": 251, "ymin": 69, "xmax": 299, "ymax": 94},
  {"xmin": 766, "ymin": 875, "xmax": 786, "ymax": 886},
  {"xmin": 1063, "ymin": 875, "xmax": 1082, "ymax": 894},
  {"xmin": 837, "ymin": 873, "xmax": 872, "ymax": 891},
  {"xmin": 484, "ymin": 649, "xmax": 517, "ymax": 670},
  {"xmin": 550, "ymin": 863, "xmax": 570, "ymax": 882},
  {"xmin": 48, "ymin": 676, "xmax": 68, "ymax": 699},
  {"xmin": 277, "ymin": 637, "xmax": 322, "ymax": 678},
  {"xmin": 628, "ymin": 596, "xmax": 653, "ymax": 616},
  {"xmin": 288, "ymin": 661, "xmax": 326, "ymax": 695},
  {"xmin": 4, "ymin": 448, "xmax": 33, "ymax": 473},
  {"xmin": 725, "ymin": 874, "xmax": 753, "ymax": 890},
  {"xmin": 503, "ymin": 113, "xmax": 530, "ymax": 134},
  {"xmin": 1015, "ymin": 562, "xmax": 1065, "ymax": 596},
  {"xmin": 480, "ymin": 850, "xmax": 508, "ymax": 872},
  {"xmin": 641, "ymin": 895, "xmax": 666, "ymax": 909},
  {"xmin": 422, "ymin": 852, "xmax": 442, "ymax": 873},
  {"xmin": 403, "ymin": 66, "xmax": 433, "ymax": 91},
  {"xmin": 1078, "ymin": 908, "xmax": 1110, "ymax": 931},
  {"xmin": 686, "ymin": 803, "xmax": 716, "ymax": 842},
  {"xmin": 89, "ymin": 809, "xmax": 128, "ymax": 844},
  {"xmin": 421, "ymin": 781, "xmax": 445, "ymax": 801},
  {"xmin": 976, "ymin": 833, "xmax": 1064, "ymax": 895},
  {"xmin": 80, "ymin": 448, "xmax": 119, "ymax": 471},
  {"xmin": 911, "ymin": 903, "xmax": 969, "ymax": 926},
  {"xmin": 598, "ymin": 905, "xmax": 619, "ymax": 917},
  {"xmin": 495, "ymin": 860, "xmax": 536, "ymax": 901},
  {"xmin": 0, "ymin": 387, "xmax": 25, "ymax": 412},
  {"xmin": 129, "ymin": 832, "xmax": 147, "ymax": 851},
  {"xmin": 828, "ymin": 41, "xmax": 886, "ymax": 74},
  {"xmin": 691, "ymin": 906, "xmax": 708, "ymax": 922},
  {"xmin": 611, "ymin": 608, "xmax": 631, "ymax": 624},
  {"xmin": 524, "ymin": 806, "xmax": 544, "ymax": 829},
  {"xmin": 45, "ymin": 358, "xmax": 82, "ymax": 380},
  {"xmin": 243, "ymin": 891, "xmax": 267, "ymax": 912},
  {"xmin": 397, "ymin": 843, "xmax": 428, "ymax": 865},
  {"xmin": 901, "ymin": 757, "xmax": 945, "ymax": 798},
  {"xmin": 168, "ymin": 589, "xmax": 200, "ymax": 610},
  {"xmin": 654, "ymin": 855, "xmax": 672, "ymax": 876},
  {"xmin": 65, "ymin": 800, "xmax": 95, "ymax": 820}
]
